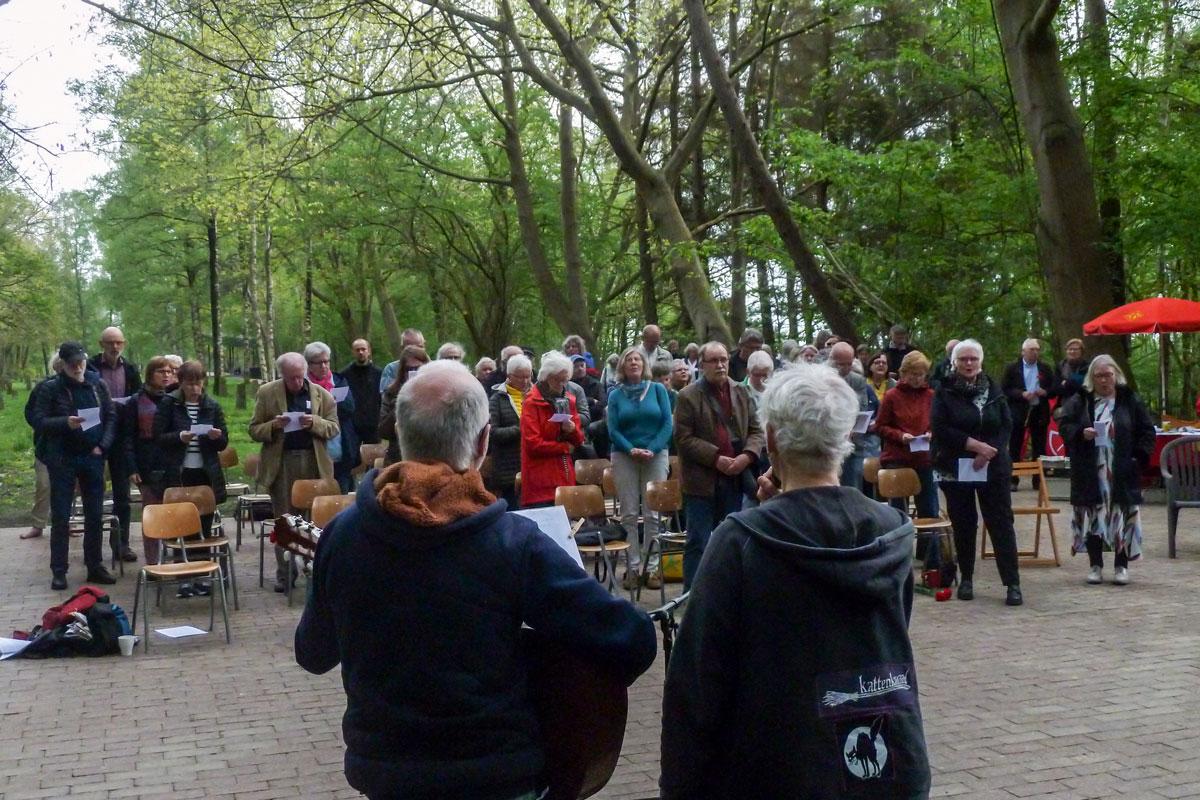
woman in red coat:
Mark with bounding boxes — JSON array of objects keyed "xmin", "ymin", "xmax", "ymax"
[
  {"xmin": 520, "ymin": 351, "xmax": 585, "ymax": 507},
  {"xmin": 875, "ymin": 350, "xmax": 938, "ymax": 518}
]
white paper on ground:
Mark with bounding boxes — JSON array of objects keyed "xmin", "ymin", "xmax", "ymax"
[
  {"xmin": 853, "ymin": 411, "xmax": 874, "ymax": 435},
  {"xmin": 548, "ymin": 413, "xmax": 571, "ymax": 423},
  {"xmin": 78, "ymin": 406, "xmax": 102, "ymax": 431},
  {"xmin": 957, "ymin": 458, "xmax": 988, "ymax": 482},
  {"xmin": 282, "ymin": 411, "xmax": 305, "ymax": 432},
  {"xmin": 154, "ymin": 625, "xmax": 207, "ymax": 639},
  {"xmin": 908, "ymin": 435, "xmax": 930, "ymax": 453},
  {"xmin": 189, "ymin": 424, "xmax": 213, "ymax": 436},
  {"xmin": 331, "ymin": 386, "xmax": 349, "ymax": 402},
  {"xmin": 512, "ymin": 506, "xmax": 584, "ymax": 568},
  {"xmin": 0, "ymin": 637, "xmax": 31, "ymax": 660}
]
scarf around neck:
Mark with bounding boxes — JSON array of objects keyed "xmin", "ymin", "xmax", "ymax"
[{"xmin": 374, "ymin": 461, "xmax": 496, "ymax": 527}]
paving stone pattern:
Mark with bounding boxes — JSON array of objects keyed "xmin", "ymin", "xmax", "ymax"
[{"xmin": 0, "ymin": 485, "xmax": 1196, "ymax": 799}]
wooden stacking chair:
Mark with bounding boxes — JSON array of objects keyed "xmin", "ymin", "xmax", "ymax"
[
  {"xmin": 643, "ymin": 479, "xmax": 687, "ymax": 604},
  {"xmin": 876, "ymin": 467, "xmax": 955, "ymax": 570},
  {"xmin": 358, "ymin": 443, "xmax": 387, "ymax": 476},
  {"xmin": 982, "ymin": 461, "xmax": 1060, "ymax": 566},
  {"xmin": 574, "ymin": 458, "xmax": 611, "ymax": 489},
  {"xmin": 311, "ymin": 493, "xmax": 356, "ymax": 529},
  {"xmin": 234, "ymin": 451, "xmax": 273, "ymax": 550},
  {"xmin": 1162, "ymin": 435, "xmax": 1200, "ymax": 558},
  {"xmin": 863, "ymin": 457, "xmax": 882, "ymax": 489},
  {"xmin": 220, "ymin": 447, "xmax": 249, "ymax": 497},
  {"xmin": 161, "ymin": 485, "xmax": 239, "ymax": 610},
  {"xmin": 555, "ymin": 484, "xmax": 633, "ymax": 597},
  {"xmin": 70, "ymin": 483, "xmax": 124, "ymax": 575},
  {"xmin": 132, "ymin": 502, "xmax": 231, "ymax": 652},
  {"xmin": 260, "ymin": 477, "xmax": 340, "ymax": 605},
  {"xmin": 601, "ymin": 466, "xmax": 619, "ymax": 516}
]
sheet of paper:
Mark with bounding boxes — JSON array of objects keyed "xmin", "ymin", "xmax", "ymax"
[
  {"xmin": 111, "ymin": 396, "xmax": 133, "ymax": 406},
  {"xmin": 331, "ymin": 386, "xmax": 350, "ymax": 402},
  {"xmin": 78, "ymin": 406, "xmax": 102, "ymax": 431},
  {"xmin": 154, "ymin": 625, "xmax": 207, "ymax": 639},
  {"xmin": 908, "ymin": 435, "xmax": 930, "ymax": 453},
  {"xmin": 0, "ymin": 637, "xmax": 31, "ymax": 660},
  {"xmin": 282, "ymin": 411, "xmax": 305, "ymax": 432},
  {"xmin": 1093, "ymin": 423, "xmax": 1110, "ymax": 447},
  {"xmin": 512, "ymin": 506, "xmax": 584, "ymax": 568},
  {"xmin": 189, "ymin": 424, "xmax": 213, "ymax": 436},
  {"xmin": 853, "ymin": 411, "xmax": 874, "ymax": 435},
  {"xmin": 957, "ymin": 458, "xmax": 988, "ymax": 482},
  {"xmin": 548, "ymin": 413, "xmax": 571, "ymax": 423}
]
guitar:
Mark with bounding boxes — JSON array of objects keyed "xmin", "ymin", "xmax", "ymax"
[{"xmin": 277, "ymin": 515, "xmax": 629, "ymax": 799}]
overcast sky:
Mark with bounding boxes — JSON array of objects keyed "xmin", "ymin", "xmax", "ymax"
[{"xmin": 1, "ymin": 0, "xmax": 125, "ymax": 199}]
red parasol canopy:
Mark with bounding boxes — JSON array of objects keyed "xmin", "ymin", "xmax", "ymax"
[{"xmin": 1083, "ymin": 297, "xmax": 1200, "ymax": 335}]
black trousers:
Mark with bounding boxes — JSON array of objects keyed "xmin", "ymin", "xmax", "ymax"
[
  {"xmin": 1086, "ymin": 535, "xmax": 1129, "ymax": 569},
  {"xmin": 106, "ymin": 448, "xmax": 132, "ymax": 546},
  {"xmin": 1008, "ymin": 404, "xmax": 1049, "ymax": 465},
  {"xmin": 942, "ymin": 478, "xmax": 1021, "ymax": 586}
]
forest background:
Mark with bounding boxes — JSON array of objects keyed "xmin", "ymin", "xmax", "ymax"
[{"xmin": 1, "ymin": 0, "xmax": 1199, "ymax": 417}]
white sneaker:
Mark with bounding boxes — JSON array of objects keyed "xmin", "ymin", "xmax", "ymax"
[
  {"xmin": 1086, "ymin": 566, "xmax": 1103, "ymax": 585},
  {"xmin": 1113, "ymin": 567, "xmax": 1130, "ymax": 585}
]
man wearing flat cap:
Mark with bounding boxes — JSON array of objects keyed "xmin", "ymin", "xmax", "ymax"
[{"xmin": 30, "ymin": 342, "xmax": 119, "ymax": 590}]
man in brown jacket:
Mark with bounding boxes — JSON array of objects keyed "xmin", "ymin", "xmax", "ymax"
[
  {"xmin": 674, "ymin": 341, "xmax": 764, "ymax": 589},
  {"xmin": 250, "ymin": 352, "xmax": 340, "ymax": 592}
]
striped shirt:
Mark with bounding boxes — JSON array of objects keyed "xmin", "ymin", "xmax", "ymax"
[{"xmin": 183, "ymin": 402, "xmax": 204, "ymax": 468}]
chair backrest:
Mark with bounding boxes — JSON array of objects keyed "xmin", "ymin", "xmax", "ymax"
[
  {"xmin": 360, "ymin": 443, "xmax": 387, "ymax": 469},
  {"xmin": 876, "ymin": 467, "xmax": 921, "ymax": 501},
  {"xmin": 574, "ymin": 458, "xmax": 611, "ymax": 488},
  {"xmin": 290, "ymin": 478, "xmax": 342, "ymax": 513},
  {"xmin": 162, "ymin": 485, "xmax": 217, "ymax": 516},
  {"xmin": 668, "ymin": 455, "xmax": 680, "ymax": 480},
  {"xmin": 863, "ymin": 457, "xmax": 882, "ymax": 485},
  {"xmin": 644, "ymin": 479, "xmax": 682, "ymax": 515},
  {"xmin": 142, "ymin": 502, "xmax": 203, "ymax": 541},
  {"xmin": 601, "ymin": 467, "xmax": 617, "ymax": 497},
  {"xmin": 1163, "ymin": 435, "xmax": 1200, "ymax": 502},
  {"xmin": 218, "ymin": 447, "xmax": 238, "ymax": 469},
  {"xmin": 244, "ymin": 452, "xmax": 261, "ymax": 480},
  {"xmin": 311, "ymin": 493, "xmax": 356, "ymax": 528},
  {"xmin": 555, "ymin": 484, "xmax": 607, "ymax": 520}
]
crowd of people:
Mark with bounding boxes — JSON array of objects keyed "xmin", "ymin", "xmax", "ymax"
[{"xmin": 22, "ymin": 319, "xmax": 1158, "ymax": 799}]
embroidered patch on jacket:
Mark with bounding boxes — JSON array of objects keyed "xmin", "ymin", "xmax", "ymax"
[
  {"xmin": 838, "ymin": 715, "xmax": 895, "ymax": 784},
  {"xmin": 815, "ymin": 663, "xmax": 917, "ymax": 718}
]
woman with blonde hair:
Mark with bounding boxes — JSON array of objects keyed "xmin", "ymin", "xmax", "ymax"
[{"xmin": 876, "ymin": 350, "xmax": 937, "ymax": 517}]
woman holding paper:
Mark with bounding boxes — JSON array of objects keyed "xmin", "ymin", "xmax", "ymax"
[
  {"xmin": 305, "ymin": 341, "xmax": 360, "ymax": 491},
  {"xmin": 1057, "ymin": 355, "xmax": 1155, "ymax": 585},
  {"xmin": 930, "ymin": 339, "xmax": 1022, "ymax": 606},
  {"xmin": 154, "ymin": 360, "xmax": 229, "ymax": 533},
  {"xmin": 875, "ymin": 350, "xmax": 938, "ymax": 518},
  {"xmin": 122, "ymin": 356, "xmax": 175, "ymax": 564},
  {"xmin": 519, "ymin": 351, "xmax": 584, "ymax": 507}
]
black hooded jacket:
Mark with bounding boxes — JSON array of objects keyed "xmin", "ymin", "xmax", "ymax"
[{"xmin": 660, "ymin": 486, "xmax": 931, "ymax": 800}]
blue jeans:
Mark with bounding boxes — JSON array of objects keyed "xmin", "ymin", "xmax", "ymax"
[
  {"xmin": 49, "ymin": 453, "xmax": 106, "ymax": 575},
  {"xmin": 683, "ymin": 476, "xmax": 743, "ymax": 590},
  {"xmin": 840, "ymin": 453, "xmax": 865, "ymax": 492},
  {"xmin": 886, "ymin": 464, "xmax": 940, "ymax": 519}
]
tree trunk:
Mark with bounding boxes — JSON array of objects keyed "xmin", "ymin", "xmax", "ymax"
[
  {"xmin": 993, "ymin": 0, "xmax": 1126, "ymax": 365},
  {"xmin": 727, "ymin": 0, "xmax": 746, "ymax": 337},
  {"xmin": 377, "ymin": 281, "xmax": 405, "ymax": 358},
  {"xmin": 637, "ymin": 197, "xmax": 658, "ymax": 325},
  {"xmin": 263, "ymin": 219, "xmax": 277, "ymax": 368},
  {"xmin": 247, "ymin": 216, "xmax": 270, "ymax": 378},
  {"xmin": 206, "ymin": 210, "xmax": 224, "ymax": 395},
  {"xmin": 558, "ymin": 92, "xmax": 595, "ymax": 347},
  {"xmin": 1083, "ymin": 0, "xmax": 1125, "ymax": 310},
  {"xmin": 303, "ymin": 238, "xmax": 314, "ymax": 342},
  {"xmin": 683, "ymin": 0, "xmax": 857, "ymax": 344}
]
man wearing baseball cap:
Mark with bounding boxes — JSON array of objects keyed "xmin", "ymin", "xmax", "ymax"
[{"xmin": 30, "ymin": 342, "xmax": 119, "ymax": 590}]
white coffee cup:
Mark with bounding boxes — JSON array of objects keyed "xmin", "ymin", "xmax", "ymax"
[{"xmin": 118, "ymin": 635, "xmax": 138, "ymax": 656}]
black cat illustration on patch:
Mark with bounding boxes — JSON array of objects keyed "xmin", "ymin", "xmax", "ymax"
[{"xmin": 844, "ymin": 716, "xmax": 887, "ymax": 780}]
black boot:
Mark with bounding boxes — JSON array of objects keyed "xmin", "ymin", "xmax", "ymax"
[
  {"xmin": 51, "ymin": 572, "xmax": 67, "ymax": 591},
  {"xmin": 957, "ymin": 579, "xmax": 974, "ymax": 601},
  {"xmin": 1006, "ymin": 584, "xmax": 1024, "ymax": 606},
  {"xmin": 86, "ymin": 565, "xmax": 117, "ymax": 585}
]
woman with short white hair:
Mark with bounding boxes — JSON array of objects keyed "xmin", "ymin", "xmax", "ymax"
[
  {"xmin": 436, "ymin": 342, "xmax": 466, "ymax": 361},
  {"xmin": 742, "ymin": 350, "xmax": 774, "ymax": 409},
  {"xmin": 487, "ymin": 354, "xmax": 532, "ymax": 508},
  {"xmin": 931, "ymin": 338, "xmax": 1023, "ymax": 605},
  {"xmin": 305, "ymin": 341, "xmax": 360, "ymax": 491},
  {"xmin": 1057, "ymin": 354, "xmax": 1155, "ymax": 585},
  {"xmin": 519, "ymin": 351, "xmax": 584, "ymax": 507},
  {"xmin": 661, "ymin": 362, "xmax": 930, "ymax": 799}
]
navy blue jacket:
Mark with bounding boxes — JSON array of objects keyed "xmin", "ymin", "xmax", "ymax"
[
  {"xmin": 30, "ymin": 373, "xmax": 116, "ymax": 468},
  {"xmin": 661, "ymin": 487, "xmax": 930, "ymax": 799},
  {"xmin": 295, "ymin": 470, "xmax": 657, "ymax": 800},
  {"xmin": 153, "ymin": 391, "xmax": 230, "ymax": 503}
]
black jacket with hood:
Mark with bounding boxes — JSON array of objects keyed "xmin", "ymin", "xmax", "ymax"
[
  {"xmin": 660, "ymin": 486, "xmax": 931, "ymax": 800},
  {"xmin": 295, "ymin": 465, "xmax": 657, "ymax": 800}
]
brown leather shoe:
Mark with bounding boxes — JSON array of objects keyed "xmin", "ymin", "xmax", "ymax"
[{"xmin": 20, "ymin": 527, "xmax": 42, "ymax": 539}]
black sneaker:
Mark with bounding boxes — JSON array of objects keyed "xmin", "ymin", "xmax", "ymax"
[
  {"xmin": 194, "ymin": 581, "xmax": 211, "ymax": 597},
  {"xmin": 176, "ymin": 583, "xmax": 195, "ymax": 599},
  {"xmin": 51, "ymin": 573, "xmax": 67, "ymax": 591},
  {"xmin": 120, "ymin": 547, "xmax": 139, "ymax": 563},
  {"xmin": 957, "ymin": 579, "xmax": 974, "ymax": 601},
  {"xmin": 86, "ymin": 566, "xmax": 117, "ymax": 585},
  {"xmin": 273, "ymin": 578, "xmax": 287, "ymax": 593},
  {"xmin": 1006, "ymin": 585, "xmax": 1024, "ymax": 606}
]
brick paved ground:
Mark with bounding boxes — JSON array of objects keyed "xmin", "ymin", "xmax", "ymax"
[{"xmin": 0, "ymin": 482, "xmax": 1197, "ymax": 799}]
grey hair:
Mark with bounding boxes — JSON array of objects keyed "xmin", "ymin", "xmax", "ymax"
[
  {"xmin": 436, "ymin": 341, "xmax": 465, "ymax": 359},
  {"xmin": 395, "ymin": 360, "xmax": 489, "ymax": 471},
  {"xmin": 561, "ymin": 334, "xmax": 586, "ymax": 352},
  {"xmin": 951, "ymin": 339, "xmax": 983, "ymax": 365},
  {"xmin": 759, "ymin": 363, "xmax": 856, "ymax": 475},
  {"xmin": 1083, "ymin": 354, "xmax": 1127, "ymax": 391},
  {"xmin": 474, "ymin": 356, "xmax": 496, "ymax": 373},
  {"xmin": 1021, "ymin": 337, "xmax": 1042, "ymax": 351},
  {"xmin": 698, "ymin": 341, "xmax": 728, "ymax": 362},
  {"xmin": 303, "ymin": 341, "xmax": 332, "ymax": 363},
  {"xmin": 276, "ymin": 352, "xmax": 306, "ymax": 374},
  {"xmin": 616, "ymin": 345, "xmax": 647, "ymax": 383},
  {"xmin": 739, "ymin": 327, "xmax": 764, "ymax": 345},
  {"xmin": 747, "ymin": 350, "xmax": 775, "ymax": 373},
  {"xmin": 163, "ymin": 354, "xmax": 183, "ymax": 368},
  {"xmin": 506, "ymin": 354, "xmax": 532, "ymax": 376},
  {"xmin": 537, "ymin": 350, "xmax": 573, "ymax": 382}
]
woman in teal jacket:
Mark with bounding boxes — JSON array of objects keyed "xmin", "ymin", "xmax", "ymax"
[{"xmin": 606, "ymin": 346, "xmax": 674, "ymax": 591}]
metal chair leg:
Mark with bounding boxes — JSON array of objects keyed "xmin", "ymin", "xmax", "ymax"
[{"xmin": 217, "ymin": 567, "xmax": 231, "ymax": 644}]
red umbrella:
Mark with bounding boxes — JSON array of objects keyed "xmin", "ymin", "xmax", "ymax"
[
  {"xmin": 1083, "ymin": 298, "xmax": 1200, "ymax": 415},
  {"xmin": 1082, "ymin": 297, "xmax": 1200, "ymax": 335}
]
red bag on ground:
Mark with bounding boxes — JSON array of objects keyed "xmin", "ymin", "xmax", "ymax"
[{"xmin": 41, "ymin": 586, "xmax": 109, "ymax": 630}]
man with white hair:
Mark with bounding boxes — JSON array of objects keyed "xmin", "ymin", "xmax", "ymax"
[
  {"xmin": 296, "ymin": 360, "xmax": 656, "ymax": 800},
  {"xmin": 828, "ymin": 341, "xmax": 879, "ymax": 491},
  {"xmin": 1001, "ymin": 338, "xmax": 1056, "ymax": 489},
  {"xmin": 638, "ymin": 324, "xmax": 673, "ymax": 370},
  {"xmin": 662, "ymin": 364, "xmax": 931, "ymax": 799},
  {"xmin": 436, "ymin": 341, "xmax": 466, "ymax": 361},
  {"xmin": 378, "ymin": 327, "xmax": 428, "ymax": 393},
  {"xmin": 483, "ymin": 344, "xmax": 526, "ymax": 391},
  {"xmin": 250, "ymin": 352, "xmax": 340, "ymax": 592}
]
